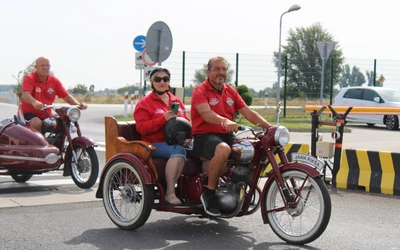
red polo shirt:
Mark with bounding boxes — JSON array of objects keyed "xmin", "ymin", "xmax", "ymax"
[
  {"xmin": 20, "ymin": 72, "xmax": 69, "ymax": 119},
  {"xmin": 191, "ymin": 79, "xmax": 246, "ymax": 135},
  {"xmin": 134, "ymin": 91, "xmax": 190, "ymax": 142}
]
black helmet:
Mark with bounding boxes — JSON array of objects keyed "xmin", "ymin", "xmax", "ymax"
[{"xmin": 164, "ymin": 117, "xmax": 192, "ymax": 146}]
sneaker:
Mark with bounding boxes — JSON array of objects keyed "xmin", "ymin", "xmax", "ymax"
[{"xmin": 200, "ymin": 188, "xmax": 221, "ymax": 216}]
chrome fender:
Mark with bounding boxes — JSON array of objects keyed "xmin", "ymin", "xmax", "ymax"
[
  {"xmin": 95, "ymin": 153, "xmax": 156, "ymax": 198},
  {"xmin": 260, "ymin": 162, "xmax": 323, "ymax": 224}
]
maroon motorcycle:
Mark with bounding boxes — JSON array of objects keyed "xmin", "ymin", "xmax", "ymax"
[
  {"xmin": 0, "ymin": 103, "xmax": 99, "ymax": 189},
  {"xmin": 96, "ymin": 116, "xmax": 331, "ymax": 245}
]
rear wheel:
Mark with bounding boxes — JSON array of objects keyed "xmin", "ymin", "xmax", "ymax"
[
  {"xmin": 11, "ymin": 173, "xmax": 33, "ymax": 182},
  {"xmin": 385, "ymin": 115, "xmax": 399, "ymax": 130},
  {"xmin": 264, "ymin": 170, "xmax": 331, "ymax": 245},
  {"xmin": 102, "ymin": 159, "xmax": 154, "ymax": 230}
]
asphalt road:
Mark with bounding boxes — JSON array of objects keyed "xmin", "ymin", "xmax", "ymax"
[{"xmin": 1, "ymin": 102, "xmax": 400, "ymax": 249}]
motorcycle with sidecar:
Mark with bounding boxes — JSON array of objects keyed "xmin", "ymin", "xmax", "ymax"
[
  {"xmin": 96, "ymin": 116, "xmax": 331, "ymax": 245},
  {"xmin": 0, "ymin": 103, "xmax": 99, "ymax": 189}
]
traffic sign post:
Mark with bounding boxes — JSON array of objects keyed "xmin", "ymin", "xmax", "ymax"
[
  {"xmin": 133, "ymin": 35, "xmax": 146, "ymax": 52},
  {"xmin": 317, "ymin": 41, "xmax": 335, "ymax": 105}
]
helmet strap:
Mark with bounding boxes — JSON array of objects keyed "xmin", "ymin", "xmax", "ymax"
[{"xmin": 153, "ymin": 85, "xmax": 170, "ymax": 95}]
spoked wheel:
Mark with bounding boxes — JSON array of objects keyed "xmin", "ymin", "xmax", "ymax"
[
  {"xmin": 102, "ymin": 159, "xmax": 154, "ymax": 230},
  {"xmin": 245, "ymin": 186, "xmax": 261, "ymax": 215},
  {"xmin": 66, "ymin": 146, "xmax": 99, "ymax": 189},
  {"xmin": 264, "ymin": 170, "xmax": 331, "ymax": 245},
  {"xmin": 11, "ymin": 173, "xmax": 33, "ymax": 182}
]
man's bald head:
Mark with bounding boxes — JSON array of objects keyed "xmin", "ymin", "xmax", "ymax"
[{"xmin": 34, "ymin": 57, "xmax": 51, "ymax": 79}]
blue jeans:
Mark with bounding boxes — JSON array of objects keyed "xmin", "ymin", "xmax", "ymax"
[{"xmin": 151, "ymin": 142, "xmax": 186, "ymax": 160}]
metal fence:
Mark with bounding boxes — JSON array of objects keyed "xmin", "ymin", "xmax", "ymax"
[{"xmin": 152, "ymin": 51, "xmax": 400, "ymax": 97}]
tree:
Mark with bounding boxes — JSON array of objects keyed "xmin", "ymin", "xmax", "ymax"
[
  {"xmin": 338, "ymin": 64, "xmax": 366, "ymax": 88},
  {"xmin": 273, "ymin": 22, "xmax": 345, "ymax": 98},
  {"xmin": 366, "ymin": 70, "xmax": 382, "ymax": 87},
  {"xmin": 236, "ymin": 85, "xmax": 252, "ymax": 106},
  {"xmin": 192, "ymin": 63, "xmax": 235, "ymax": 85},
  {"xmin": 72, "ymin": 84, "xmax": 88, "ymax": 95}
]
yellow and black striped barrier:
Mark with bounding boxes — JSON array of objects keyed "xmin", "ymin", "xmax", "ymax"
[
  {"xmin": 304, "ymin": 104, "xmax": 400, "ymax": 115},
  {"xmin": 261, "ymin": 143, "xmax": 310, "ymax": 177},
  {"xmin": 337, "ymin": 149, "xmax": 400, "ymax": 195}
]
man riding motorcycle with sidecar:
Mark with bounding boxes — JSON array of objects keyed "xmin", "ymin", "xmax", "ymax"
[{"xmin": 19, "ymin": 57, "xmax": 88, "ymax": 133}]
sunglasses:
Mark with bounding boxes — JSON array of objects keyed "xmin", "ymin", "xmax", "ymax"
[{"xmin": 153, "ymin": 76, "xmax": 170, "ymax": 83}]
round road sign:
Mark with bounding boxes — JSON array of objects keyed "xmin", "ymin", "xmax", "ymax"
[
  {"xmin": 142, "ymin": 49, "xmax": 157, "ymax": 66},
  {"xmin": 146, "ymin": 21, "xmax": 173, "ymax": 63},
  {"xmin": 133, "ymin": 35, "xmax": 146, "ymax": 52}
]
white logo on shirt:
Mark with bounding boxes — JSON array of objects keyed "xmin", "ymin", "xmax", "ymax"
[
  {"xmin": 155, "ymin": 109, "xmax": 164, "ymax": 114},
  {"xmin": 209, "ymin": 98, "xmax": 219, "ymax": 105}
]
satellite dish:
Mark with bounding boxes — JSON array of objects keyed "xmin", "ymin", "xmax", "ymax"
[{"xmin": 145, "ymin": 21, "xmax": 173, "ymax": 63}]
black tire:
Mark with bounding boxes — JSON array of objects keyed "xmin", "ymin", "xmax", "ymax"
[
  {"xmin": 264, "ymin": 170, "xmax": 331, "ymax": 245},
  {"xmin": 102, "ymin": 159, "xmax": 154, "ymax": 230},
  {"xmin": 385, "ymin": 115, "xmax": 399, "ymax": 130},
  {"xmin": 11, "ymin": 173, "xmax": 33, "ymax": 182},
  {"xmin": 66, "ymin": 146, "xmax": 99, "ymax": 189}
]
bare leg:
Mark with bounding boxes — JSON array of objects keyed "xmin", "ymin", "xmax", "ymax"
[
  {"xmin": 165, "ymin": 156, "xmax": 185, "ymax": 204},
  {"xmin": 29, "ymin": 117, "xmax": 43, "ymax": 133},
  {"xmin": 202, "ymin": 160, "xmax": 210, "ymax": 174},
  {"xmin": 207, "ymin": 143, "xmax": 231, "ymax": 190}
]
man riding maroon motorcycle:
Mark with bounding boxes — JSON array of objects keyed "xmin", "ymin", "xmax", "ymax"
[
  {"xmin": 191, "ymin": 56, "xmax": 273, "ymax": 216},
  {"xmin": 19, "ymin": 57, "xmax": 88, "ymax": 133},
  {"xmin": 0, "ymin": 56, "xmax": 99, "ymax": 189}
]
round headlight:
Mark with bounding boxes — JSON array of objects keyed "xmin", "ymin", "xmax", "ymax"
[
  {"xmin": 44, "ymin": 153, "xmax": 60, "ymax": 164},
  {"xmin": 274, "ymin": 126, "xmax": 290, "ymax": 146},
  {"xmin": 67, "ymin": 107, "xmax": 81, "ymax": 122}
]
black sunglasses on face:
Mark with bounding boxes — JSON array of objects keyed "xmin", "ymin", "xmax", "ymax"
[{"xmin": 154, "ymin": 76, "xmax": 170, "ymax": 82}]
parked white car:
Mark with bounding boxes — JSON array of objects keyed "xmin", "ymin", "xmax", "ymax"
[{"xmin": 334, "ymin": 86, "xmax": 400, "ymax": 130}]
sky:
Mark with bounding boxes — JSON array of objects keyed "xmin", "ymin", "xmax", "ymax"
[{"xmin": 1, "ymin": 0, "xmax": 400, "ymax": 92}]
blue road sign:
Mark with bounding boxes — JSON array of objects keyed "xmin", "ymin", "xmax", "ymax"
[{"xmin": 133, "ymin": 35, "xmax": 146, "ymax": 52}]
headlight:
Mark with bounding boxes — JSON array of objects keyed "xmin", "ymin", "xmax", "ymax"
[
  {"xmin": 44, "ymin": 153, "xmax": 60, "ymax": 164},
  {"xmin": 274, "ymin": 126, "xmax": 290, "ymax": 146},
  {"xmin": 67, "ymin": 107, "xmax": 81, "ymax": 122}
]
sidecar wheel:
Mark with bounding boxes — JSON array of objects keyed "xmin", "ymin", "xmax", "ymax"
[
  {"xmin": 102, "ymin": 159, "xmax": 154, "ymax": 230},
  {"xmin": 264, "ymin": 170, "xmax": 331, "ymax": 245},
  {"xmin": 11, "ymin": 173, "xmax": 33, "ymax": 182},
  {"xmin": 66, "ymin": 146, "xmax": 99, "ymax": 189}
]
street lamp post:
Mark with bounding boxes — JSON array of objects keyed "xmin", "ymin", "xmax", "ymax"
[{"xmin": 276, "ymin": 4, "xmax": 301, "ymax": 108}]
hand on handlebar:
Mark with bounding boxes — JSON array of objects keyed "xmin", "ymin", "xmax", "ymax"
[
  {"xmin": 32, "ymin": 100, "xmax": 44, "ymax": 110},
  {"xmin": 78, "ymin": 102, "xmax": 88, "ymax": 110},
  {"xmin": 222, "ymin": 119, "xmax": 238, "ymax": 133}
]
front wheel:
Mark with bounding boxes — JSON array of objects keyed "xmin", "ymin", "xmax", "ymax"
[
  {"xmin": 264, "ymin": 170, "xmax": 331, "ymax": 245},
  {"xmin": 102, "ymin": 159, "xmax": 154, "ymax": 230},
  {"xmin": 66, "ymin": 146, "xmax": 99, "ymax": 189},
  {"xmin": 11, "ymin": 173, "xmax": 33, "ymax": 182}
]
